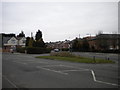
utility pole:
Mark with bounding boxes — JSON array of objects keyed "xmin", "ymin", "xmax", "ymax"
[
  {"xmin": 31, "ymin": 32, "xmax": 33, "ymax": 38},
  {"xmin": 79, "ymin": 34, "xmax": 80, "ymax": 39}
]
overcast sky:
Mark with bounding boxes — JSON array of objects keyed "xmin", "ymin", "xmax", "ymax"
[{"xmin": 1, "ymin": 2, "xmax": 118, "ymax": 42}]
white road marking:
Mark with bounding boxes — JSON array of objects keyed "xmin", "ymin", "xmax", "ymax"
[
  {"xmin": 91, "ymin": 70, "xmax": 119, "ymax": 86},
  {"xmin": 12, "ymin": 60, "xmax": 48, "ymax": 64},
  {"xmin": 12, "ymin": 59, "xmax": 120, "ymax": 86},
  {"xmin": 13, "ymin": 53, "xmax": 21, "ymax": 55},
  {"xmin": 36, "ymin": 66, "xmax": 68, "ymax": 75},
  {"xmin": 0, "ymin": 73, "xmax": 2, "ymax": 80},
  {"xmin": 40, "ymin": 65, "xmax": 62, "ymax": 67},
  {"xmin": 59, "ymin": 65, "xmax": 119, "ymax": 86},
  {"xmin": 2, "ymin": 75, "xmax": 18, "ymax": 88},
  {"xmin": 59, "ymin": 64, "xmax": 89, "ymax": 71},
  {"xmin": 38, "ymin": 64, "xmax": 119, "ymax": 86},
  {"xmin": 12, "ymin": 61, "xmax": 27, "ymax": 65},
  {"xmin": 62, "ymin": 69, "xmax": 88, "ymax": 72},
  {"xmin": 20, "ymin": 60, "xmax": 33, "ymax": 62},
  {"xmin": 27, "ymin": 61, "xmax": 48, "ymax": 64},
  {"xmin": 91, "ymin": 70, "xmax": 97, "ymax": 81}
]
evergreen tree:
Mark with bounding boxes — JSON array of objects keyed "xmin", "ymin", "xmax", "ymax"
[
  {"xmin": 17, "ymin": 31, "xmax": 25, "ymax": 37},
  {"xmin": 72, "ymin": 38, "xmax": 79, "ymax": 51},
  {"xmin": 35, "ymin": 30, "xmax": 42, "ymax": 41},
  {"xmin": 82, "ymin": 39, "xmax": 89, "ymax": 51},
  {"xmin": 26, "ymin": 37, "xmax": 30, "ymax": 46},
  {"xmin": 34, "ymin": 30, "xmax": 45, "ymax": 48}
]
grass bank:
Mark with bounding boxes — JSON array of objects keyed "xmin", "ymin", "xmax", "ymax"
[{"xmin": 35, "ymin": 56, "xmax": 115, "ymax": 64}]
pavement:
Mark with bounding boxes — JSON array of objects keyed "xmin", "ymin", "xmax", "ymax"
[
  {"xmin": 0, "ymin": 52, "xmax": 2, "ymax": 90},
  {"xmin": 73, "ymin": 52, "xmax": 119, "ymax": 63},
  {"xmin": 2, "ymin": 52, "xmax": 120, "ymax": 88}
]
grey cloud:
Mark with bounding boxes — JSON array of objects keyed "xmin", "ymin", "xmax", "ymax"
[{"xmin": 2, "ymin": 2, "xmax": 118, "ymax": 42}]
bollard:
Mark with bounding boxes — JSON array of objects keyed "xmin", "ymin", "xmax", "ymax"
[
  {"xmin": 93, "ymin": 56, "xmax": 96, "ymax": 63},
  {"xmin": 108, "ymin": 57, "xmax": 109, "ymax": 60},
  {"xmin": 25, "ymin": 50, "xmax": 27, "ymax": 54}
]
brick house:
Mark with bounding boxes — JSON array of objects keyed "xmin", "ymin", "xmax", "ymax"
[{"xmin": 86, "ymin": 34, "xmax": 120, "ymax": 51}]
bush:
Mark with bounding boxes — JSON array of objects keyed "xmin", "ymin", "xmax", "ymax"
[
  {"xmin": 50, "ymin": 51, "xmax": 75, "ymax": 57},
  {"xmin": 27, "ymin": 47, "xmax": 52, "ymax": 54},
  {"xmin": 61, "ymin": 48, "xmax": 69, "ymax": 51},
  {"xmin": 16, "ymin": 47, "xmax": 26, "ymax": 53},
  {"xmin": 17, "ymin": 47, "xmax": 52, "ymax": 54}
]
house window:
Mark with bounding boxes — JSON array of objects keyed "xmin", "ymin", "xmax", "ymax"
[
  {"xmin": 11, "ymin": 39, "xmax": 16, "ymax": 44},
  {"xmin": 22, "ymin": 40, "xmax": 26, "ymax": 43}
]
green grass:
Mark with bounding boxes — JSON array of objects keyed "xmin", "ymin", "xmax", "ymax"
[{"xmin": 36, "ymin": 56, "xmax": 115, "ymax": 64}]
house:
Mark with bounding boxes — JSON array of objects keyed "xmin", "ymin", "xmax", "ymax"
[
  {"xmin": 3, "ymin": 37, "xmax": 18, "ymax": 51},
  {"xmin": 17, "ymin": 37, "xmax": 26, "ymax": 47},
  {"xmin": 2, "ymin": 36, "xmax": 26, "ymax": 52}
]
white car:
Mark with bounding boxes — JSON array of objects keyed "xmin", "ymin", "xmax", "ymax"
[
  {"xmin": 54, "ymin": 49, "xmax": 59, "ymax": 52},
  {"xmin": 51, "ymin": 49, "xmax": 59, "ymax": 53}
]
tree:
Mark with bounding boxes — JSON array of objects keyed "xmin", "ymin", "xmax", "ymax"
[
  {"xmin": 35, "ymin": 30, "xmax": 42, "ymax": 41},
  {"xmin": 33, "ymin": 30, "xmax": 45, "ymax": 48},
  {"xmin": 96, "ymin": 36, "xmax": 109, "ymax": 51},
  {"xmin": 33, "ymin": 38, "xmax": 45, "ymax": 47},
  {"xmin": 17, "ymin": 31, "xmax": 25, "ymax": 37},
  {"xmin": 72, "ymin": 38, "xmax": 79, "ymax": 51},
  {"xmin": 26, "ymin": 37, "xmax": 30, "ymax": 46},
  {"xmin": 82, "ymin": 39, "xmax": 89, "ymax": 51},
  {"xmin": 28, "ymin": 37, "xmax": 34, "ymax": 47}
]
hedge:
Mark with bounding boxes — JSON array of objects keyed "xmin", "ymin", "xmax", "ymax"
[
  {"xmin": 16, "ymin": 47, "xmax": 52, "ymax": 54},
  {"xmin": 16, "ymin": 47, "xmax": 26, "ymax": 53}
]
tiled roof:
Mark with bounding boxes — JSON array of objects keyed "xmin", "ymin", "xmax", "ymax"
[
  {"xmin": 96, "ymin": 34, "xmax": 120, "ymax": 39},
  {"xmin": 3, "ymin": 37, "xmax": 11, "ymax": 44},
  {"xmin": 2, "ymin": 36, "xmax": 25, "ymax": 44}
]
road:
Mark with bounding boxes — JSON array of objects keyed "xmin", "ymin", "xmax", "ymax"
[{"xmin": 2, "ymin": 52, "xmax": 119, "ymax": 88}]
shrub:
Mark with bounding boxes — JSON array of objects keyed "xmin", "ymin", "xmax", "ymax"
[
  {"xmin": 50, "ymin": 51, "xmax": 75, "ymax": 57},
  {"xmin": 61, "ymin": 48, "xmax": 69, "ymax": 51},
  {"xmin": 16, "ymin": 47, "xmax": 26, "ymax": 53},
  {"xmin": 26, "ymin": 47, "xmax": 51, "ymax": 54},
  {"xmin": 17, "ymin": 47, "xmax": 52, "ymax": 54}
]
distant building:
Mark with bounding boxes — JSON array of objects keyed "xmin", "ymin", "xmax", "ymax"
[
  {"xmin": 95, "ymin": 34, "xmax": 120, "ymax": 50},
  {"xmin": 86, "ymin": 34, "xmax": 120, "ymax": 51},
  {"xmin": 1, "ymin": 33, "xmax": 26, "ymax": 52},
  {"xmin": 47, "ymin": 40, "xmax": 71, "ymax": 49}
]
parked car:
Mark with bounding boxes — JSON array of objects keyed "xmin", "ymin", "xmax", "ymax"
[
  {"xmin": 51, "ymin": 49, "xmax": 59, "ymax": 53},
  {"xmin": 54, "ymin": 49, "xmax": 59, "ymax": 52}
]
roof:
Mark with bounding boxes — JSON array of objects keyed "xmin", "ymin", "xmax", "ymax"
[
  {"xmin": 16, "ymin": 37, "xmax": 24, "ymax": 40},
  {"xmin": 3, "ymin": 37, "xmax": 12, "ymax": 44},
  {"xmin": 2, "ymin": 36, "xmax": 26, "ymax": 44},
  {"xmin": 96, "ymin": 34, "xmax": 120, "ymax": 39}
]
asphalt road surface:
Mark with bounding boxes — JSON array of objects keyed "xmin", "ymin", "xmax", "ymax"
[{"xmin": 2, "ymin": 52, "xmax": 119, "ymax": 88}]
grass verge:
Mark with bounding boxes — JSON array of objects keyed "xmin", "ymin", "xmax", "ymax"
[{"xmin": 35, "ymin": 56, "xmax": 115, "ymax": 64}]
